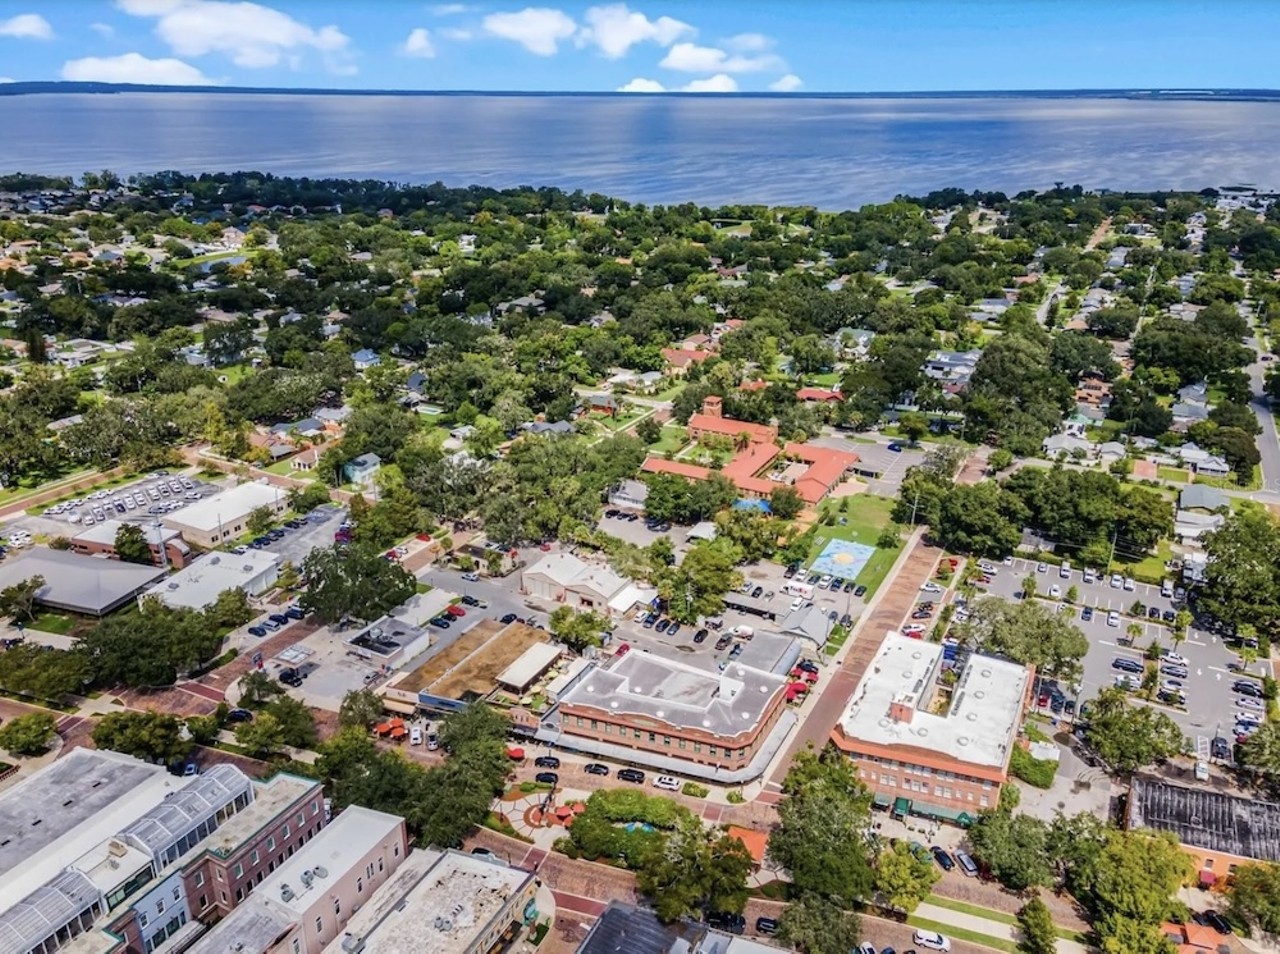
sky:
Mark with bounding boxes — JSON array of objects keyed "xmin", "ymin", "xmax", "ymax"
[{"xmin": 0, "ymin": 0, "xmax": 1277, "ymax": 93}]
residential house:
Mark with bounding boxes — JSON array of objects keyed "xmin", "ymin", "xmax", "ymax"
[
  {"xmin": 1042, "ymin": 433, "xmax": 1094, "ymax": 460},
  {"xmin": 832, "ymin": 327, "xmax": 876, "ymax": 360},
  {"xmin": 584, "ymin": 393, "xmax": 620, "ymax": 416},
  {"xmin": 922, "ymin": 350, "xmax": 981, "ymax": 389},
  {"xmin": 270, "ymin": 417, "xmax": 324, "ymax": 441},
  {"xmin": 496, "ymin": 295, "xmax": 546, "ymax": 315},
  {"xmin": 1075, "ymin": 373, "xmax": 1112, "ymax": 408},
  {"xmin": 523, "ymin": 420, "xmax": 575, "ymax": 436},
  {"xmin": 291, "ymin": 447, "xmax": 321, "ymax": 473},
  {"xmin": 1175, "ymin": 442, "xmax": 1231, "ymax": 478},
  {"xmin": 344, "ymin": 453, "xmax": 382, "ymax": 486},
  {"xmin": 352, "ymin": 348, "xmax": 381, "ymax": 371},
  {"xmin": 661, "ymin": 347, "xmax": 713, "ymax": 374},
  {"xmin": 1179, "ymin": 485, "xmax": 1227, "ymax": 512}
]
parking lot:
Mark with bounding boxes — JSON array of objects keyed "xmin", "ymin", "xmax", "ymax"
[
  {"xmin": 976, "ymin": 557, "xmax": 1266, "ymax": 744},
  {"xmin": 811, "ymin": 435, "xmax": 927, "ymax": 496},
  {"xmin": 253, "ymin": 504, "xmax": 346, "ymax": 563}
]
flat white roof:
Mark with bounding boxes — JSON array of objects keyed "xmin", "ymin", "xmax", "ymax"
[
  {"xmin": 837, "ymin": 634, "xmax": 1029, "ymax": 772},
  {"xmin": 143, "ymin": 549, "xmax": 281, "ymax": 610},
  {"xmin": 496, "ymin": 642, "xmax": 561, "ymax": 691},
  {"xmin": 73, "ymin": 519, "xmax": 182, "ymax": 548},
  {"xmin": 324, "ymin": 849, "xmax": 533, "ymax": 954},
  {"xmin": 162, "ymin": 481, "xmax": 281, "ymax": 534},
  {"xmin": 0, "ymin": 750, "xmax": 185, "ymax": 914}
]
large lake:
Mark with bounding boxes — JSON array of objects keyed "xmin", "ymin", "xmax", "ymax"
[{"xmin": 2, "ymin": 93, "xmax": 1278, "ymax": 208}]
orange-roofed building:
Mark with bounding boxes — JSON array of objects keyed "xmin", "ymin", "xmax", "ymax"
[
  {"xmin": 1159, "ymin": 920, "xmax": 1223, "ymax": 952},
  {"xmin": 739, "ymin": 379, "xmax": 769, "ymax": 393},
  {"xmin": 726, "ymin": 826, "xmax": 769, "ymax": 868},
  {"xmin": 786, "ymin": 443, "xmax": 860, "ymax": 503},
  {"xmin": 795, "ymin": 387, "xmax": 843, "ymax": 403},
  {"xmin": 661, "ymin": 347, "xmax": 713, "ymax": 372},
  {"xmin": 688, "ymin": 396, "xmax": 778, "ymax": 445}
]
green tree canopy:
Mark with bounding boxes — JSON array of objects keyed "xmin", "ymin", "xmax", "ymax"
[
  {"xmin": 0, "ymin": 712, "xmax": 58, "ymax": 756},
  {"xmin": 967, "ymin": 810, "xmax": 1054, "ymax": 892},
  {"xmin": 299, "ymin": 543, "xmax": 416, "ymax": 624},
  {"xmin": 1083, "ymin": 687, "xmax": 1185, "ymax": 773},
  {"xmin": 874, "ymin": 841, "xmax": 940, "ymax": 913},
  {"xmin": 957, "ymin": 596, "xmax": 1089, "ymax": 683},
  {"xmin": 91, "ymin": 710, "xmax": 189, "ymax": 765},
  {"xmin": 776, "ymin": 893, "xmax": 862, "ymax": 954},
  {"xmin": 549, "ymin": 605, "xmax": 609, "ymax": 653},
  {"xmin": 113, "ymin": 523, "xmax": 154, "ymax": 565}
]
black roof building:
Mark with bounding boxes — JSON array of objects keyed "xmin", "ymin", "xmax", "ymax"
[{"xmin": 1128, "ymin": 776, "xmax": 1280, "ymax": 863}]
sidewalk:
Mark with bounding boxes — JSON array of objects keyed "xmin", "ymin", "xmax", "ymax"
[{"xmin": 914, "ymin": 901, "xmax": 1088, "ymax": 954}]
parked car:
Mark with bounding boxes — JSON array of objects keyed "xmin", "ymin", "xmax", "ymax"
[
  {"xmin": 268, "ymin": 613, "xmax": 290, "ymax": 627},
  {"xmin": 854, "ymin": 585, "xmax": 867, "ymax": 597},
  {"xmin": 534, "ymin": 756, "xmax": 561, "ymax": 769},
  {"xmin": 655, "ymin": 618, "xmax": 670, "ymax": 633},
  {"xmin": 693, "ymin": 628, "xmax": 709, "ymax": 644},
  {"xmin": 535, "ymin": 772, "xmax": 559, "ymax": 785},
  {"xmin": 409, "ymin": 725, "xmax": 423, "ymax": 745},
  {"xmin": 1081, "ymin": 606, "xmax": 1094, "ymax": 622},
  {"xmin": 227, "ymin": 708, "xmax": 253, "ymax": 723},
  {"xmin": 446, "ymin": 605, "xmax": 466, "ymax": 617},
  {"xmin": 247, "ymin": 625, "xmax": 267, "ymax": 637},
  {"xmin": 755, "ymin": 917, "xmax": 778, "ymax": 936},
  {"xmin": 931, "ymin": 846, "xmax": 955, "ymax": 871},
  {"xmin": 461, "ymin": 572, "xmax": 479, "ymax": 582},
  {"xmin": 617, "ymin": 768, "xmax": 645, "ymax": 784},
  {"xmin": 1112, "ymin": 657, "xmax": 1144, "ymax": 673},
  {"xmin": 667, "ymin": 623, "xmax": 681, "ymax": 637},
  {"xmin": 912, "ymin": 930, "xmax": 952, "ymax": 952},
  {"xmin": 284, "ymin": 606, "xmax": 306, "ymax": 621},
  {"xmin": 584, "ymin": 762, "xmax": 610, "ymax": 776},
  {"xmin": 654, "ymin": 775, "xmax": 680, "ymax": 791},
  {"xmin": 261, "ymin": 618, "xmax": 282, "ymax": 632},
  {"xmin": 500, "ymin": 613, "xmax": 518, "ymax": 623}
]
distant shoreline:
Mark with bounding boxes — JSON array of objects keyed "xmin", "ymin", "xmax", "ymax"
[{"xmin": 1, "ymin": 82, "xmax": 1279, "ymax": 102}]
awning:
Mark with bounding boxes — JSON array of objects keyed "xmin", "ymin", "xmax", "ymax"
[
  {"xmin": 910, "ymin": 800, "xmax": 974, "ymax": 827},
  {"xmin": 892, "ymin": 797, "xmax": 911, "ymax": 817},
  {"xmin": 1199, "ymin": 869, "xmax": 1218, "ymax": 886},
  {"xmin": 872, "ymin": 794, "xmax": 892, "ymax": 809}
]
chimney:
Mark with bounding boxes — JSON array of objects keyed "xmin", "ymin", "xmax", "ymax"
[
  {"xmin": 702, "ymin": 395, "xmax": 723, "ymax": 418},
  {"xmin": 888, "ymin": 700, "xmax": 914, "ymax": 724}
]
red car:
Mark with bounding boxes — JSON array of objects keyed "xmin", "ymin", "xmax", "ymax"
[
  {"xmin": 616, "ymin": 642, "xmax": 631, "ymax": 657},
  {"xmin": 445, "ymin": 605, "xmax": 466, "ymax": 617},
  {"xmin": 539, "ymin": 542, "xmax": 552, "ymax": 551}
]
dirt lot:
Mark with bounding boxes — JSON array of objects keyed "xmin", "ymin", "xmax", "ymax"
[
  {"xmin": 396, "ymin": 619, "xmax": 504, "ymax": 693},
  {"xmin": 430, "ymin": 623, "xmax": 549, "ymax": 700}
]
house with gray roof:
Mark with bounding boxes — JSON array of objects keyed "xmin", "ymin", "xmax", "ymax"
[{"xmin": 1180, "ymin": 485, "xmax": 1228, "ymax": 512}]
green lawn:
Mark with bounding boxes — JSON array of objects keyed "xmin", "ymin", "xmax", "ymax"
[
  {"xmin": 215, "ymin": 363, "xmax": 253, "ymax": 386},
  {"xmin": 1157, "ymin": 466, "xmax": 1191, "ymax": 483},
  {"xmin": 1194, "ymin": 464, "xmax": 1261, "ymax": 492},
  {"xmin": 651, "ymin": 381, "xmax": 688, "ymax": 403},
  {"xmin": 649, "ymin": 426, "xmax": 689, "ymax": 455},
  {"xmin": 1115, "ymin": 538, "xmax": 1173, "ymax": 586},
  {"xmin": 27, "ymin": 611, "xmax": 78, "ymax": 635},
  {"xmin": 806, "ymin": 495, "xmax": 901, "ymax": 596},
  {"xmin": 264, "ymin": 458, "xmax": 316, "ymax": 480},
  {"xmin": 806, "ymin": 372, "xmax": 842, "ymax": 387}
]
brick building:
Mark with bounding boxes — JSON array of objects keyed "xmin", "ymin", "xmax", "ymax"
[
  {"xmin": 830, "ymin": 634, "xmax": 1033, "ymax": 822},
  {"xmin": 554, "ymin": 649, "xmax": 788, "ymax": 774}
]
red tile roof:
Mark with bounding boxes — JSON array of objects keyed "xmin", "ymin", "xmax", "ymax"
[
  {"xmin": 795, "ymin": 387, "xmax": 842, "ymax": 403},
  {"xmin": 688, "ymin": 412, "xmax": 777, "ymax": 445},
  {"xmin": 786, "ymin": 442, "xmax": 860, "ymax": 503},
  {"xmin": 661, "ymin": 348, "xmax": 712, "ymax": 369},
  {"xmin": 739, "ymin": 379, "xmax": 769, "ymax": 392}
]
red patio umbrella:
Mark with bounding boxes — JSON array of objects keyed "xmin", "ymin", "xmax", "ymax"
[
  {"xmin": 506, "ymin": 746, "xmax": 525, "ymax": 760},
  {"xmin": 554, "ymin": 805, "xmax": 573, "ymax": 819}
]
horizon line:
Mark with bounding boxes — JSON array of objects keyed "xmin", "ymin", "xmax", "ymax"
[{"xmin": 1, "ymin": 81, "xmax": 1280, "ymax": 99}]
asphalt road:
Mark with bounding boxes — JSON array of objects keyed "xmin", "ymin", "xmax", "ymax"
[
  {"xmin": 1246, "ymin": 347, "xmax": 1280, "ymax": 493},
  {"xmin": 979, "ymin": 558, "xmax": 1265, "ymax": 746}
]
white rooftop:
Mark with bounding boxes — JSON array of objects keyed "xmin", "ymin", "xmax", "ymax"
[
  {"xmin": 837, "ymin": 634, "xmax": 1029, "ymax": 771},
  {"xmin": 162, "ymin": 481, "xmax": 281, "ymax": 534},
  {"xmin": 72, "ymin": 519, "xmax": 184, "ymax": 549},
  {"xmin": 496, "ymin": 641, "xmax": 561, "ymax": 692},
  {"xmin": 0, "ymin": 750, "xmax": 184, "ymax": 915},
  {"xmin": 559, "ymin": 649, "xmax": 785, "ymax": 737},
  {"xmin": 143, "ymin": 549, "xmax": 281, "ymax": 611},
  {"xmin": 187, "ymin": 807, "xmax": 405, "ymax": 954},
  {"xmin": 324, "ymin": 849, "xmax": 533, "ymax": 954}
]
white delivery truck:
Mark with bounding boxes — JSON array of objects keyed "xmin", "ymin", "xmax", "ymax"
[{"xmin": 783, "ymin": 581, "xmax": 814, "ymax": 599}]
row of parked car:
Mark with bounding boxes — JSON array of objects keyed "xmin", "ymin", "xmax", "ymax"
[{"xmin": 247, "ymin": 604, "xmax": 306, "ymax": 637}]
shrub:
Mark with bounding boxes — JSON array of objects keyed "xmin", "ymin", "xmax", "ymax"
[
  {"xmin": 1009, "ymin": 746, "xmax": 1056, "ymax": 789},
  {"xmin": 727, "ymin": 790, "xmax": 746, "ymax": 804},
  {"xmin": 682, "ymin": 782, "xmax": 709, "ymax": 798}
]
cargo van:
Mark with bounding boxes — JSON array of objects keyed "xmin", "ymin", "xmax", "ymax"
[
  {"xmin": 1161, "ymin": 579, "xmax": 1174, "ymax": 598},
  {"xmin": 783, "ymin": 581, "xmax": 814, "ymax": 599}
]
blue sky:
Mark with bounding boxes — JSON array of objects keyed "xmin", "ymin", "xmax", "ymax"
[{"xmin": 0, "ymin": 1, "xmax": 1277, "ymax": 93}]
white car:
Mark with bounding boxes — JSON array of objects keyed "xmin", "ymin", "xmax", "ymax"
[
  {"xmin": 1238, "ymin": 697, "xmax": 1265, "ymax": 712},
  {"xmin": 1107, "ymin": 610, "xmax": 1120, "ymax": 627},
  {"xmin": 1162, "ymin": 651, "xmax": 1188, "ymax": 667},
  {"xmin": 920, "ymin": 582, "xmax": 943, "ymax": 594},
  {"xmin": 818, "ymin": 575, "xmax": 833, "ymax": 588},
  {"xmin": 1036, "ymin": 562, "xmax": 1047, "ymax": 573},
  {"xmin": 1115, "ymin": 674, "xmax": 1141, "ymax": 690},
  {"xmin": 1002, "ymin": 555, "xmax": 1013, "ymax": 566},
  {"xmin": 1123, "ymin": 577, "xmax": 1136, "ymax": 591},
  {"xmin": 977, "ymin": 561, "xmax": 997, "ymax": 575},
  {"xmin": 1048, "ymin": 584, "xmax": 1061, "ymax": 599},
  {"xmin": 1110, "ymin": 574, "xmax": 1123, "ymax": 589},
  {"xmin": 654, "ymin": 775, "xmax": 680, "ymax": 791},
  {"xmin": 902, "ymin": 623, "xmax": 926, "ymax": 636},
  {"xmin": 913, "ymin": 930, "xmax": 952, "ymax": 952},
  {"xmin": 409, "ymin": 725, "xmax": 423, "ymax": 745},
  {"xmin": 461, "ymin": 572, "xmax": 479, "ymax": 582},
  {"xmin": 1083, "ymin": 569, "xmax": 1097, "ymax": 583}
]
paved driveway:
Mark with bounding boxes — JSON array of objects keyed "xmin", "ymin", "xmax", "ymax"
[{"xmin": 979, "ymin": 558, "xmax": 1262, "ymax": 746}]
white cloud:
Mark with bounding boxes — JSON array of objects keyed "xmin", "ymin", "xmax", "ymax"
[
  {"xmin": 682, "ymin": 73, "xmax": 737, "ymax": 93},
  {"xmin": 770, "ymin": 73, "xmax": 802, "ymax": 92},
  {"xmin": 90, "ymin": 22, "xmax": 116, "ymax": 37},
  {"xmin": 401, "ymin": 27, "xmax": 435, "ymax": 58},
  {"xmin": 431, "ymin": 3, "xmax": 471, "ymax": 13},
  {"xmin": 440, "ymin": 27, "xmax": 472, "ymax": 41},
  {"xmin": 617, "ymin": 74, "xmax": 740, "ymax": 94},
  {"xmin": 61, "ymin": 51, "xmax": 216, "ymax": 85},
  {"xmin": 724, "ymin": 32, "xmax": 769, "ymax": 53},
  {"xmin": 577, "ymin": 4, "xmax": 691, "ymax": 59},
  {"xmin": 0, "ymin": 13, "xmax": 53, "ymax": 39},
  {"xmin": 118, "ymin": 0, "xmax": 351, "ymax": 70},
  {"xmin": 617, "ymin": 76, "xmax": 664, "ymax": 93},
  {"xmin": 482, "ymin": 7, "xmax": 577, "ymax": 56},
  {"xmin": 659, "ymin": 41, "xmax": 782, "ymax": 74}
]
